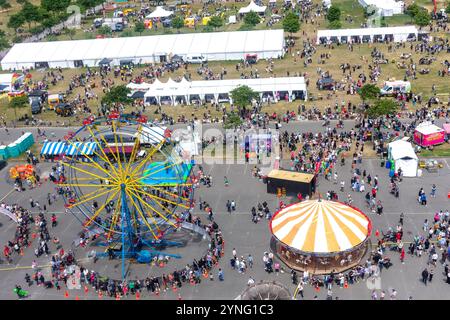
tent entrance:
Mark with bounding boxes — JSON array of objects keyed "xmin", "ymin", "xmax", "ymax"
[
  {"xmin": 35, "ymin": 62, "xmax": 49, "ymax": 69},
  {"xmin": 74, "ymin": 60, "xmax": 84, "ymax": 68}
]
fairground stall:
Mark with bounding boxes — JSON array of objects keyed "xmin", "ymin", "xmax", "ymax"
[
  {"xmin": 266, "ymin": 169, "xmax": 316, "ymax": 198},
  {"xmin": 270, "ymin": 199, "xmax": 371, "ymax": 274},
  {"xmin": 387, "ymin": 139, "xmax": 418, "ymax": 177},
  {"xmin": 40, "ymin": 141, "xmax": 67, "ymax": 161},
  {"xmin": 413, "ymin": 122, "xmax": 445, "ymax": 147}
]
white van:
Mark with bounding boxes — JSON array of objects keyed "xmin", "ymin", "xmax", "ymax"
[
  {"xmin": 184, "ymin": 54, "xmax": 207, "ymax": 64},
  {"xmin": 380, "ymin": 81, "xmax": 411, "ymax": 96}
]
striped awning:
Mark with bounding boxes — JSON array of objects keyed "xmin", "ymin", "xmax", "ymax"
[
  {"xmin": 40, "ymin": 141, "xmax": 67, "ymax": 156},
  {"xmin": 65, "ymin": 142, "xmax": 98, "ymax": 156},
  {"xmin": 270, "ymin": 200, "xmax": 371, "ymax": 254}
]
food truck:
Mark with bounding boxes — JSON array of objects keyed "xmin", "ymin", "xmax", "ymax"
[{"xmin": 413, "ymin": 122, "xmax": 445, "ymax": 147}]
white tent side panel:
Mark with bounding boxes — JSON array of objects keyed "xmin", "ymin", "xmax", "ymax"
[{"xmin": 395, "ymin": 158, "xmax": 418, "ymax": 177}]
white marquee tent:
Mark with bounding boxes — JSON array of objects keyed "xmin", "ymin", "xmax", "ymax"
[
  {"xmin": 146, "ymin": 6, "xmax": 173, "ymax": 19},
  {"xmin": 317, "ymin": 26, "xmax": 418, "ymax": 44},
  {"xmin": 143, "ymin": 77, "xmax": 307, "ymax": 106},
  {"xmin": 238, "ymin": 1, "xmax": 267, "ymax": 14},
  {"xmin": 1, "ymin": 30, "xmax": 285, "ymax": 70},
  {"xmin": 388, "ymin": 139, "xmax": 418, "ymax": 177},
  {"xmin": 358, "ymin": 0, "xmax": 404, "ymax": 17}
]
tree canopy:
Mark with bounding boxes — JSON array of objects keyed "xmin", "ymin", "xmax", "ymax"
[
  {"xmin": 243, "ymin": 11, "xmax": 260, "ymax": 26},
  {"xmin": 282, "ymin": 12, "xmax": 300, "ymax": 34},
  {"xmin": 172, "ymin": 16, "xmax": 184, "ymax": 29},
  {"xmin": 9, "ymin": 95, "xmax": 29, "ymax": 121},
  {"xmin": 208, "ymin": 16, "xmax": 223, "ymax": 29},
  {"xmin": 134, "ymin": 21, "xmax": 145, "ymax": 35},
  {"xmin": 327, "ymin": 5, "xmax": 341, "ymax": 22},
  {"xmin": 223, "ymin": 112, "xmax": 243, "ymax": 129},
  {"xmin": 101, "ymin": 85, "xmax": 132, "ymax": 108},
  {"xmin": 328, "ymin": 20, "xmax": 342, "ymax": 29},
  {"xmin": 359, "ymin": 84, "xmax": 380, "ymax": 101},
  {"xmin": 41, "ymin": 0, "xmax": 71, "ymax": 13},
  {"xmin": 230, "ymin": 85, "xmax": 259, "ymax": 108},
  {"xmin": 367, "ymin": 99, "xmax": 398, "ymax": 118},
  {"xmin": 414, "ymin": 9, "xmax": 431, "ymax": 26},
  {"xmin": 97, "ymin": 25, "xmax": 112, "ymax": 36}
]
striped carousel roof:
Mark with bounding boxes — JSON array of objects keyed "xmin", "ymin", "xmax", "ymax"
[{"xmin": 270, "ymin": 200, "xmax": 371, "ymax": 254}]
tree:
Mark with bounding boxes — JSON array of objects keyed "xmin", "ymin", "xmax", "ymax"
[
  {"xmin": 414, "ymin": 10, "xmax": 431, "ymax": 26},
  {"xmin": 446, "ymin": 3, "xmax": 450, "ymax": 14},
  {"xmin": 327, "ymin": 5, "xmax": 341, "ymax": 22},
  {"xmin": 243, "ymin": 11, "xmax": 260, "ymax": 26},
  {"xmin": 172, "ymin": 16, "xmax": 184, "ymax": 30},
  {"xmin": 134, "ymin": 21, "xmax": 145, "ymax": 35},
  {"xmin": 9, "ymin": 96, "xmax": 29, "ymax": 122},
  {"xmin": 328, "ymin": 20, "xmax": 342, "ymax": 29},
  {"xmin": 282, "ymin": 12, "xmax": 300, "ymax": 35},
  {"xmin": 101, "ymin": 85, "xmax": 132, "ymax": 109},
  {"xmin": 21, "ymin": 1, "xmax": 41, "ymax": 30},
  {"xmin": 97, "ymin": 25, "xmax": 112, "ymax": 36},
  {"xmin": 223, "ymin": 112, "xmax": 243, "ymax": 129},
  {"xmin": 359, "ymin": 84, "xmax": 380, "ymax": 101},
  {"xmin": 367, "ymin": 99, "xmax": 398, "ymax": 118},
  {"xmin": 406, "ymin": 3, "xmax": 421, "ymax": 17},
  {"xmin": 64, "ymin": 28, "xmax": 76, "ymax": 40},
  {"xmin": 230, "ymin": 85, "xmax": 259, "ymax": 109},
  {"xmin": 0, "ymin": 0, "xmax": 11, "ymax": 10},
  {"xmin": 208, "ymin": 16, "xmax": 223, "ymax": 30},
  {"xmin": 7, "ymin": 13, "xmax": 25, "ymax": 32},
  {"xmin": 41, "ymin": 0, "xmax": 71, "ymax": 13},
  {"xmin": 0, "ymin": 36, "xmax": 9, "ymax": 51}
]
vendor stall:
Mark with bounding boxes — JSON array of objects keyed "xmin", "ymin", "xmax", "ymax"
[
  {"xmin": 266, "ymin": 169, "xmax": 316, "ymax": 197},
  {"xmin": 413, "ymin": 122, "xmax": 445, "ymax": 147},
  {"xmin": 388, "ymin": 139, "xmax": 418, "ymax": 177},
  {"xmin": 270, "ymin": 199, "xmax": 371, "ymax": 274}
]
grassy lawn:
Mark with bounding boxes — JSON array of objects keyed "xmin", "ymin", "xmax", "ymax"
[
  {"xmin": 0, "ymin": 0, "xmax": 41, "ymax": 42},
  {"xmin": 334, "ymin": 0, "xmax": 367, "ymax": 28},
  {"xmin": 419, "ymin": 143, "xmax": 450, "ymax": 157},
  {"xmin": 383, "ymin": 14, "xmax": 414, "ymax": 27}
]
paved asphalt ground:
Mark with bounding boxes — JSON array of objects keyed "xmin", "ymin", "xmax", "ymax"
[{"xmin": 0, "ymin": 120, "xmax": 449, "ymax": 300}]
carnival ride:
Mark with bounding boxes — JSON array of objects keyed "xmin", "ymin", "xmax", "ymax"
[{"xmin": 59, "ymin": 115, "xmax": 195, "ymax": 280}]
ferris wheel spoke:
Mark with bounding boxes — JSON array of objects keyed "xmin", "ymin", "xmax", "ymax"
[
  {"xmin": 88, "ymin": 125, "xmax": 121, "ymax": 177},
  {"xmin": 132, "ymin": 184, "xmax": 191, "ymax": 203},
  {"xmin": 128, "ymin": 139, "xmax": 165, "ymax": 178},
  {"xmin": 58, "ymin": 183, "xmax": 112, "ymax": 188},
  {"xmin": 84, "ymin": 187, "xmax": 121, "ymax": 228},
  {"xmin": 68, "ymin": 186, "xmax": 119, "ymax": 210},
  {"xmin": 129, "ymin": 160, "xmax": 182, "ymax": 185},
  {"xmin": 125, "ymin": 188, "xmax": 159, "ymax": 239},
  {"xmin": 62, "ymin": 160, "xmax": 116, "ymax": 184},
  {"xmin": 134, "ymin": 190, "xmax": 179, "ymax": 222},
  {"xmin": 123, "ymin": 124, "xmax": 143, "ymax": 176},
  {"xmin": 111, "ymin": 121, "xmax": 125, "ymax": 177},
  {"xmin": 66, "ymin": 138, "xmax": 116, "ymax": 181},
  {"xmin": 106, "ymin": 194, "xmax": 122, "ymax": 240},
  {"xmin": 131, "ymin": 187, "xmax": 190, "ymax": 209},
  {"xmin": 127, "ymin": 188, "xmax": 178, "ymax": 229}
]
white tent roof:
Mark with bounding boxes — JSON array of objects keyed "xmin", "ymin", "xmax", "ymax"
[
  {"xmin": 317, "ymin": 26, "xmax": 418, "ymax": 39},
  {"xmin": 0, "ymin": 73, "xmax": 13, "ymax": 84},
  {"xmin": 144, "ymin": 77, "xmax": 306, "ymax": 97},
  {"xmin": 388, "ymin": 140, "xmax": 417, "ymax": 161},
  {"xmin": 415, "ymin": 122, "xmax": 445, "ymax": 135},
  {"xmin": 146, "ymin": 6, "xmax": 173, "ymax": 19},
  {"xmin": 1, "ymin": 30, "xmax": 285, "ymax": 69},
  {"xmin": 238, "ymin": 1, "xmax": 267, "ymax": 13},
  {"xmin": 359, "ymin": 0, "xmax": 403, "ymax": 11}
]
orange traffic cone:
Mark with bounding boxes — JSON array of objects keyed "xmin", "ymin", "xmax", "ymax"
[
  {"xmin": 315, "ymin": 286, "xmax": 320, "ymax": 292},
  {"xmin": 115, "ymin": 293, "xmax": 120, "ymax": 301},
  {"xmin": 178, "ymin": 293, "xmax": 182, "ymax": 300},
  {"xmin": 20, "ymin": 248, "xmax": 24, "ymax": 256},
  {"xmin": 75, "ymin": 295, "xmax": 80, "ymax": 300},
  {"xmin": 64, "ymin": 290, "xmax": 69, "ymax": 298},
  {"xmin": 98, "ymin": 291, "xmax": 103, "ymax": 299},
  {"xmin": 375, "ymin": 229, "xmax": 380, "ymax": 237},
  {"xmin": 344, "ymin": 282, "xmax": 349, "ymax": 289},
  {"xmin": 136, "ymin": 291, "xmax": 140, "ymax": 300},
  {"xmin": 84, "ymin": 286, "xmax": 88, "ymax": 294}
]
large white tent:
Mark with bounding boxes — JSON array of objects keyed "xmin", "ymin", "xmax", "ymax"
[
  {"xmin": 1, "ymin": 30, "xmax": 285, "ymax": 70},
  {"xmin": 238, "ymin": 1, "xmax": 267, "ymax": 14},
  {"xmin": 146, "ymin": 6, "xmax": 173, "ymax": 19},
  {"xmin": 143, "ymin": 77, "xmax": 307, "ymax": 106},
  {"xmin": 317, "ymin": 26, "xmax": 418, "ymax": 44},
  {"xmin": 388, "ymin": 139, "xmax": 418, "ymax": 177},
  {"xmin": 358, "ymin": 0, "xmax": 404, "ymax": 17}
]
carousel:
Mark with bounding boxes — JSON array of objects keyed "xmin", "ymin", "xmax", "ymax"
[{"xmin": 269, "ymin": 199, "xmax": 371, "ymax": 274}]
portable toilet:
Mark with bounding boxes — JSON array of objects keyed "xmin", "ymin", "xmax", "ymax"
[
  {"xmin": 0, "ymin": 145, "xmax": 7, "ymax": 160},
  {"xmin": 7, "ymin": 142, "xmax": 19, "ymax": 158}
]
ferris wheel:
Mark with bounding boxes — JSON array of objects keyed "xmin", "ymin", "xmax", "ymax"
[{"xmin": 59, "ymin": 114, "xmax": 195, "ymax": 279}]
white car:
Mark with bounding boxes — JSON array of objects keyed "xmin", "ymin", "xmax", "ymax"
[{"xmin": 184, "ymin": 55, "xmax": 207, "ymax": 64}]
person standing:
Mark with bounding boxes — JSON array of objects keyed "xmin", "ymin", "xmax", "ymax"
[
  {"xmin": 428, "ymin": 268, "xmax": 434, "ymax": 283},
  {"xmin": 247, "ymin": 254, "xmax": 253, "ymax": 269},
  {"xmin": 218, "ymin": 268, "xmax": 224, "ymax": 281},
  {"xmin": 399, "ymin": 213, "xmax": 404, "ymax": 226},
  {"xmin": 430, "ymin": 184, "xmax": 436, "ymax": 198},
  {"xmin": 421, "ymin": 268, "xmax": 429, "ymax": 285},
  {"xmin": 296, "ymin": 282, "xmax": 304, "ymax": 299},
  {"xmin": 400, "ymin": 248, "xmax": 405, "ymax": 263}
]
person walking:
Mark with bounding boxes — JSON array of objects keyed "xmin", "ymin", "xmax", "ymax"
[
  {"xmin": 430, "ymin": 184, "xmax": 437, "ymax": 198},
  {"xmin": 218, "ymin": 268, "xmax": 224, "ymax": 281},
  {"xmin": 428, "ymin": 268, "xmax": 434, "ymax": 283},
  {"xmin": 421, "ymin": 268, "xmax": 429, "ymax": 285},
  {"xmin": 247, "ymin": 254, "xmax": 253, "ymax": 269},
  {"xmin": 400, "ymin": 248, "xmax": 405, "ymax": 264},
  {"xmin": 399, "ymin": 213, "xmax": 404, "ymax": 226},
  {"xmin": 296, "ymin": 282, "xmax": 304, "ymax": 299}
]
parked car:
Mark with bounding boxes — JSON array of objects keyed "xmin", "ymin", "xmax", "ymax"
[
  {"xmin": 55, "ymin": 103, "xmax": 74, "ymax": 117},
  {"xmin": 184, "ymin": 54, "xmax": 207, "ymax": 64},
  {"xmin": 316, "ymin": 77, "xmax": 336, "ymax": 90}
]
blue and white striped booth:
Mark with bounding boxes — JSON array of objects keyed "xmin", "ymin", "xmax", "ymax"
[
  {"xmin": 40, "ymin": 141, "xmax": 67, "ymax": 156},
  {"xmin": 65, "ymin": 142, "xmax": 98, "ymax": 157}
]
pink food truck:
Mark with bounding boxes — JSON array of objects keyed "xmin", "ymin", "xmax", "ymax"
[{"xmin": 413, "ymin": 122, "xmax": 445, "ymax": 147}]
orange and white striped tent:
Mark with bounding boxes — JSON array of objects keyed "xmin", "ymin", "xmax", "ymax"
[{"xmin": 270, "ymin": 200, "xmax": 371, "ymax": 254}]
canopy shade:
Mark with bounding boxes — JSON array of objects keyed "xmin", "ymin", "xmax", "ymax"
[
  {"xmin": 146, "ymin": 6, "xmax": 173, "ymax": 19},
  {"xmin": 238, "ymin": 1, "xmax": 267, "ymax": 13},
  {"xmin": 65, "ymin": 142, "xmax": 98, "ymax": 156},
  {"xmin": 40, "ymin": 142, "xmax": 67, "ymax": 155},
  {"xmin": 270, "ymin": 200, "xmax": 371, "ymax": 254}
]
